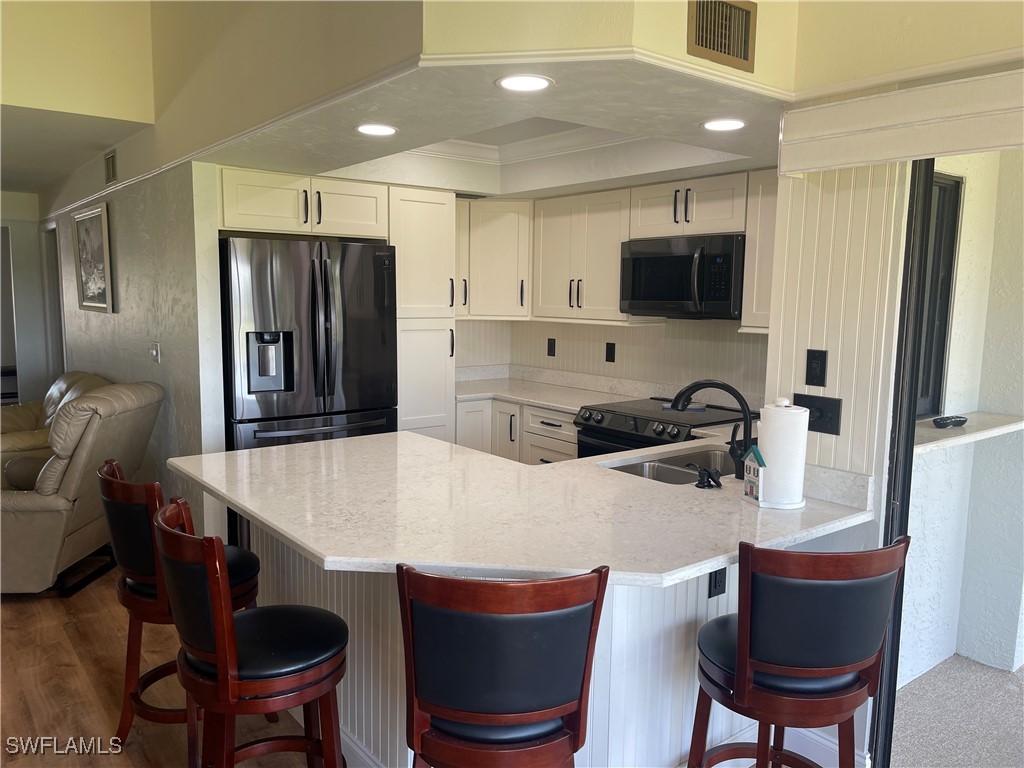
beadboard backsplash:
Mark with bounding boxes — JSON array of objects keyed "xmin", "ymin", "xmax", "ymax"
[{"xmin": 455, "ymin": 319, "xmax": 768, "ymax": 408}]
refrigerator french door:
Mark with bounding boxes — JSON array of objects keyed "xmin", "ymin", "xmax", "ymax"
[{"xmin": 221, "ymin": 235, "xmax": 397, "ymax": 538}]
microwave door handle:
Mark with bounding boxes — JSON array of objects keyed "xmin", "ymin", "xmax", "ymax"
[{"xmin": 692, "ymin": 247, "xmax": 703, "ymax": 312}]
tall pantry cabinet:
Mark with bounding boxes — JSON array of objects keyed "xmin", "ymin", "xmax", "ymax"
[{"xmin": 390, "ymin": 186, "xmax": 457, "ymax": 441}]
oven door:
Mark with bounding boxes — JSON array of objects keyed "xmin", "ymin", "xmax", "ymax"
[{"xmin": 577, "ymin": 429, "xmax": 657, "ymax": 458}]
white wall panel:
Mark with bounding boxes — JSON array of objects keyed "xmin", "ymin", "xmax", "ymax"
[{"xmin": 765, "ymin": 163, "xmax": 909, "ymax": 476}]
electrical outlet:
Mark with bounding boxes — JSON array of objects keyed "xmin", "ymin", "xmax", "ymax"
[
  {"xmin": 547, "ymin": 338, "xmax": 556, "ymax": 357},
  {"xmin": 708, "ymin": 568, "xmax": 726, "ymax": 598},
  {"xmin": 149, "ymin": 341, "xmax": 161, "ymax": 364},
  {"xmin": 605, "ymin": 342, "xmax": 615, "ymax": 363}
]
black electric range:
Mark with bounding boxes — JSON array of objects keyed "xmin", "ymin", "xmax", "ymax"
[{"xmin": 573, "ymin": 397, "xmax": 747, "ymax": 458}]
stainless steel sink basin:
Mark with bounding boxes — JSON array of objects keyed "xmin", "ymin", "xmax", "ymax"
[{"xmin": 608, "ymin": 448, "xmax": 737, "ymax": 485}]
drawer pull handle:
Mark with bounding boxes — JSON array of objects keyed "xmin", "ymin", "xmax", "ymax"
[
  {"xmin": 539, "ymin": 420, "xmax": 562, "ymax": 428},
  {"xmin": 539, "ymin": 458, "xmax": 552, "ymax": 464}
]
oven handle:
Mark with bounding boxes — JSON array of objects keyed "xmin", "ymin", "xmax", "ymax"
[{"xmin": 576, "ymin": 430, "xmax": 651, "ymax": 457}]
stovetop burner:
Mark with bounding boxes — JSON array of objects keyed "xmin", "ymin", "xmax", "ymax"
[{"xmin": 573, "ymin": 397, "xmax": 747, "ymax": 445}]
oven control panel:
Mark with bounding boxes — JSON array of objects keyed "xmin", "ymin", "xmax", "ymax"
[{"xmin": 574, "ymin": 409, "xmax": 691, "ymax": 442}]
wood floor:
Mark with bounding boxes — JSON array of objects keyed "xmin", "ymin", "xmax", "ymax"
[{"xmin": 1, "ymin": 567, "xmax": 308, "ymax": 767}]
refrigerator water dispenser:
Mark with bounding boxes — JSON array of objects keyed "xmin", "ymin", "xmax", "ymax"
[{"xmin": 246, "ymin": 331, "xmax": 294, "ymax": 392}]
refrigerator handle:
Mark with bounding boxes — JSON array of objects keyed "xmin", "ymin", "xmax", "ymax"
[
  {"xmin": 322, "ymin": 252, "xmax": 337, "ymax": 397},
  {"xmin": 310, "ymin": 248, "xmax": 326, "ymax": 399}
]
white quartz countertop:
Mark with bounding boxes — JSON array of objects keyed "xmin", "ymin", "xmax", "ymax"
[
  {"xmin": 169, "ymin": 432, "xmax": 872, "ymax": 588},
  {"xmin": 454, "ymin": 378, "xmax": 619, "ymax": 414},
  {"xmin": 913, "ymin": 411, "xmax": 1024, "ymax": 455}
]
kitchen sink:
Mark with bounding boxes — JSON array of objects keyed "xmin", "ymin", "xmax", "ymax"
[{"xmin": 608, "ymin": 448, "xmax": 737, "ymax": 485}]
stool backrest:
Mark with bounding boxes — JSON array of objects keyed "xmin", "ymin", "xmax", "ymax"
[
  {"xmin": 735, "ymin": 536, "xmax": 910, "ymax": 708},
  {"xmin": 153, "ymin": 499, "xmax": 238, "ymax": 701},
  {"xmin": 97, "ymin": 458, "xmax": 166, "ymax": 584},
  {"xmin": 396, "ymin": 563, "xmax": 609, "ymax": 754}
]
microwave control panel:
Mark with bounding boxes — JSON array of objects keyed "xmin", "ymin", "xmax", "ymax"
[{"xmin": 706, "ymin": 255, "xmax": 731, "ymax": 301}]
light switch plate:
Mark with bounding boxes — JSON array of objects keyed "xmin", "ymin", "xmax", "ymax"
[
  {"xmin": 794, "ymin": 393, "xmax": 841, "ymax": 435},
  {"xmin": 149, "ymin": 341, "xmax": 161, "ymax": 363}
]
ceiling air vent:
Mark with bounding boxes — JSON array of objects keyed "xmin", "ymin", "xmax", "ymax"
[
  {"xmin": 687, "ymin": 0, "xmax": 757, "ymax": 73},
  {"xmin": 104, "ymin": 150, "xmax": 117, "ymax": 185}
]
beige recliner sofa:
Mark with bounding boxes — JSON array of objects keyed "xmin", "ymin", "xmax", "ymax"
[
  {"xmin": 1, "ymin": 371, "xmax": 112, "ymax": 487},
  {"xmin": 1, "ymin": 381, "xmax": 165, "ymax": 593}
]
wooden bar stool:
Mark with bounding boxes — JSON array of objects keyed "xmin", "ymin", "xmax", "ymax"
[
  {"xmin": 154, "ymin": 498, "xmax": 350, "ymax": 768},
  {"xmin": 97, "ymin": 459, "xmax": 263, "ymax": 764},
  {"xmin": 687, "ymin": 536, "xmax": 911, "ymax": 768},
  {"xmin": 396, "ymin": 563, "xmax": 610, "ymax": 768}
]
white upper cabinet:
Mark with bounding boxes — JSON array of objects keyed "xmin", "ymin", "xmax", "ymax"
[
  {"xmin": 468, "ymin": 200, "xmax": 531, "ymax": 319},
  {"xmin": 534, "ymin": 189, "xmax": 632, "ymax": 323},
  {"xmin": 311, "ymin": 177, "xmax": 389, "ymax": 238},
  {"xmin": 740, "ymin": 169, "xmax": 779, "ymax": 333},
  {"xmin": 221, "ymin": 168, "xmax": 388, "ymax": 237},
  {"xmin": 629, "ymin": 172, "xmax": 748, "ymax": 239},
  {"xmin": 390, "ymin": 186, "xmax": 457, "ymax": 318},
  {"xmin": 455, "ymin": 199, "xmax": 470, "ymax": 317}
]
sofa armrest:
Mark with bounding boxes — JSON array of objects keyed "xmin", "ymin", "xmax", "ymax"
[
  {"xmin": 0, "ymin": 401, "xmax": 44, "ymax": 434},
  {"xmin": 1, "ymin": 490, "xmax": 74, "ymax": 593}
]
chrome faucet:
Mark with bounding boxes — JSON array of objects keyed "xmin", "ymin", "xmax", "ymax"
[{"xmin": 670, "ymin": 379, "xmax": 752, "ymax": 479}]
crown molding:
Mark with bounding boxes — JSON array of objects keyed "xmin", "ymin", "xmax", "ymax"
[
  {"xmin": 407, "ymin": 140, "xmax": 500, "ymax": 164},
  {"xmin": 499, "ymin": 127, "xmax": 642, "ymax": 164}
]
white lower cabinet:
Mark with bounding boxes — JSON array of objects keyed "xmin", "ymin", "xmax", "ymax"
[
  {"xmin": 521, "ymin": 433, "xmax": 577, "ymax": 465},
  {"xmin": 455, "ymin": 400, "xmax": 492, "ymax": 452},
  {"xmin": 491, "ymin": 402, "xmax": 520, "ymax": 461},
  {"xmin": 397, "ymin": 319, "xmax": 455, "ymax": 441}
]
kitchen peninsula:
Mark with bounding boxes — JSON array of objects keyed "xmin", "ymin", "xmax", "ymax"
[{"xmin": 169, "ymin": 432, "xmax": 873, "ymax": 767}]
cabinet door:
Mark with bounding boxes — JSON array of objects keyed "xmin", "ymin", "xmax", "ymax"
[
  {"xmin": 629, "ymin": 181, "xmax": 683, "ymax": 239},
  {"xmin": 455, "ymin": 399, "xmax": 492, "ymax": 452},
  {"xmin": 576, "ymin": 189, "xmax": 631, "ymax": 321},
  {"xmin": 221, "ymin": 168, "xmax": 311, "ymax": 233},
  {"xmin": 390, "ymin": 187, "xmax": 456, "ymax": 318},
  {"xmin": 681, "ymin": 173, "xmax": 747, "ymax": 235},
  {"xmin": 312, "ymin": 178, "xmax": 388, "ymax": 238},
  {"xmin": 468, "ymin": 200, "xmax": 531, "ymax": 318},
  {"xmin": 532, "ymin": 198, "xmax": 577, "ymax": 319},
  {"xmin": 455, "ymin": 200, "xmax": 470, "ymax": 317},
  {"xmin": 740, "ymin": 169, "xmax": 778, "ymax": 332},
  {"xmin": 490, "ymin": 402, "xmax": 520, "ymax": 462},
  {"xmin": 521, "ymin": 433, "xmax": 577, "ymax": 465},
  {"xmin": 397, "ymin": 319, "xmax": 455, "ymax": 441}
]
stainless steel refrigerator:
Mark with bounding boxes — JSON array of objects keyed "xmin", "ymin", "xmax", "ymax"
[{"xmin": 221, "ymin": 235, "xmax": 398, "ymax": 450}]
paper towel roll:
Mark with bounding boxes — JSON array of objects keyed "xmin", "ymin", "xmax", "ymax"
[{"xmin": 757, "ymin": 397, "xmax": 809, "ymax": 509}]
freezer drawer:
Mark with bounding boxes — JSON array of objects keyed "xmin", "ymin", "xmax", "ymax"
[{"xmin": 232, "ymin": 409, "xmax": 397, "ymax": 450}]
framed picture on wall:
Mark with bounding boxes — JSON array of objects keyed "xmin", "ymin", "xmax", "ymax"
[{"xmin": 72, "ymin": 202, "xmax": 114, "ymax": 313}]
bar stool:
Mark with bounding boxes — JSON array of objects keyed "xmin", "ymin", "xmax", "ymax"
[
  {"xmin": 97, "ymin": 459, "xmax": 262, "ymax": 763},
  {"xmin": 687, "ymin": 536, "xmax": 911, "ymax": 768},
  {"xmin": 396, "ymin": 563, "xmax": 610, "ymax": 768},
  {"xmin": 154, "ymin": 498, "xmax": 350, "ymax": 768}
]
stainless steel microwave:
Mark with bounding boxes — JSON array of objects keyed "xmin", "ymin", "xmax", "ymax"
[{"xmin": 619, "ymin": 235, "xmax": 744, "ymax": 320}]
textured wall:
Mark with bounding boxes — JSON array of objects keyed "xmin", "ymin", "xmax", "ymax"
[
  {"xmin": 936, "ymin": 152, "xmax": 1000, "ymax": 414},
  {"xmin": 899, "ymin": 443, "xmax": 974, "ymax": 687},
  {"xmin": 56, "ymin": 163, "xmax": 208, "ymax": 516}
]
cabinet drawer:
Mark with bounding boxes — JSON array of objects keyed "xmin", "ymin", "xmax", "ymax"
[
  {"xmin": 521, "ymin": 406, "xmax": 576, "ymax": 443},
  {"xmin": 521, "ymin": 433, "xmax": 577, "ymax": 465}
]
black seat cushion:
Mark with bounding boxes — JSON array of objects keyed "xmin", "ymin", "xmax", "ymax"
[
  {"xmin": 184, "ymin": 605, "xmax": 348, "ymax": 680},
  {"xmin": 698, "ymin": 614, "xmax": 859, "ymax": 694},
  {"xmin": 431, "ymin": 717, "xmax": 564, "ymax": 745},
  {"xmin": 126, "ymin": 545, "xmax": 259, "ymax": 599}
]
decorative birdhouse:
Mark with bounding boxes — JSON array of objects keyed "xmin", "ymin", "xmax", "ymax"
[{"xmin": 742, "ymin": 444, "xmax": 766, "ymax": 505}]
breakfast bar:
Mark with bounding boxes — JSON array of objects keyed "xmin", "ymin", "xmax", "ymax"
[{"xmin": 168, "ymin": 431, "xmax": 874, "ymax": 767}]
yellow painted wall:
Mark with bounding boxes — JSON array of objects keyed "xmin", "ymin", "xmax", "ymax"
[
  {"xmin": 1, "ymin": 192, "xmax": 40, "ymax": 221},
  {"xmin": 1, "ymin": 1, "xmax": 154, "ymax": 123},
  {"xmin": 794, "ymin": 1, "xmax": 1024, "ymax": 94},
  {"xmin": 632, "ymin": 1, "xmax": 799, "ymax": 93},
  {"xmin": 423, "ymin": 1, "xmax": 634, "ymax": 54}
]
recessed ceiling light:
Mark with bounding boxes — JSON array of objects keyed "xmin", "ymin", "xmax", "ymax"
[
  {"xmin": 357, "ymin": 124, "xmax": 397, "ymax": 137},
  {"xmin": 496, "ymin": 75, "xmax": 554, "ymax": 92},
  {"xmin": 703, "ymin": 119, "xmax": 746, "ymax": 132}
]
